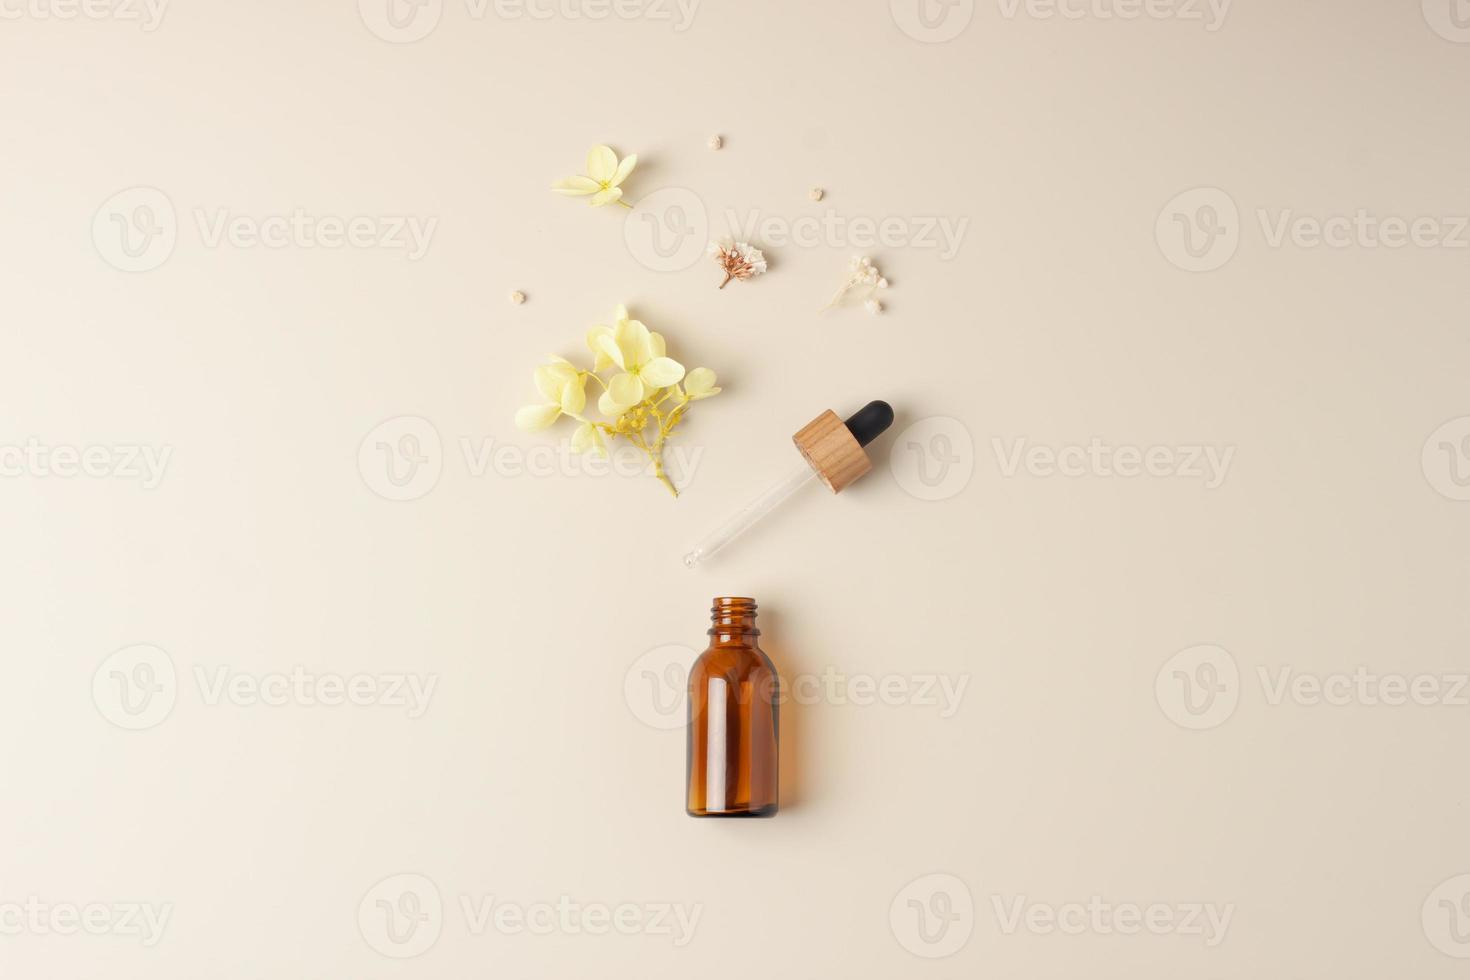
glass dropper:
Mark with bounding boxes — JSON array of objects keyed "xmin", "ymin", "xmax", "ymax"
[{"xmin": 683, "ymin": 400, "xmax": 894, "ymax": 569}]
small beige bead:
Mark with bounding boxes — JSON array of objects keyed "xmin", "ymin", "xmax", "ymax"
[
  {"xmin": 708, "ymin": 135, "xmax": 723, "ymax": 150},
  {"xmin": 809, "ymin": 187, "xmax": 824, "ymax": 202},
  {"xmin": 509, "ymin": 290, "xmax": 526, "ymax": 305}
]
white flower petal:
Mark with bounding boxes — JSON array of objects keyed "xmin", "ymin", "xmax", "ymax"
[
  {"xmin": 597, "ymin": 389, "xmax": 622, "ymax": 418},
  {"xmin": 684, "ymin": 367, "xmax": 718, "ymax": 399},
  {"xmin": 552, "ymin": 176, "xmax": 600, "ymax": 196},
  {"xmin": 584, "ymin": 326, "xmax": 611, "ymax": 370},
  {"xmin": 608, "ymin": 372, "xmax": 644, "ymax": 410},
  {"xmin": 515, "ymin": 404, "xmax": 561, "ymax": 432},
  {"xmin": 560, "ymin": 377, "xmax": 586, "ymax": 416},
  {"xmin": 533, "ymin": 364, "xmax": 566, "ymax": 402},
  {"xmin": 648, "ymin": 331, "xmax": 666, "ymax": 359},
  {"xmin": 625, "ymin": 319, "xmax": 653, "ymax": 366},
  {"xmin": 608, "ymin": 371, "xmax": 643, "ymax": 411},
  {"xmin": 546, "ymin": 360, "xmax": 578, "ymax": 385},
  {"xmin": 598, "ymin": 334, "xmax": 626, "ymax": 370},
  {"xmin": 609, "ymin": 153, "xmax": 637, "ymax": 188},
  {"xmin": 640, "ymin": 356, "xmax": 685, "ymax": 388},
  {"xmin": 589, "ymin": 186, "xmax": 623, "ymax": 207},
  {"xmin": 586, "ymin": 145, "xmax": 618, "ymax": 182},
  {"xmin": 571, "ymin": 421, "xmax": 595, "ymax": 453}
]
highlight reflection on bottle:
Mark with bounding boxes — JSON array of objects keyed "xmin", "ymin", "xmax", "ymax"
[{"xmin": 686, "ymin": 597, "xmax": 779, "ymax": 818}]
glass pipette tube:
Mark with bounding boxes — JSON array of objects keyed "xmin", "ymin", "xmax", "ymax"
[
  {"xmin": 683, "ymin": 462, "xmax": 816, "ymax": 569},
  {"xmin": 682, "ymin": 401, "xmax": 893, "ymax": 569}
]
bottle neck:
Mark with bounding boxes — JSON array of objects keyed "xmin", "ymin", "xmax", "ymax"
[{"xmin": 708, "ymin": 597, "xmax": 759, "ymax": 643}]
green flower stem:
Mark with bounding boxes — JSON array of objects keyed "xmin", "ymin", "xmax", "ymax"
[{"xmin": 576, "ymin": 374, "xmax": 693, "ymax": 497}]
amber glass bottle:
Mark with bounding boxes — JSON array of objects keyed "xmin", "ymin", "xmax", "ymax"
[{"xmin": 686, "ymin": 597, "xmax": 779, "ymax": 817}]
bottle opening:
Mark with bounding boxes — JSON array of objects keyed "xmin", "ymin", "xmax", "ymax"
[{"xmin": 709, "ymin": 596, "xmax": 759, "ymax": 633}]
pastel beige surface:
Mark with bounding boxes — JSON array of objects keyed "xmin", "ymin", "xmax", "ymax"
[{"xmin": 2, "ymin": 1, "xmax": 1470, "ymax": 977}]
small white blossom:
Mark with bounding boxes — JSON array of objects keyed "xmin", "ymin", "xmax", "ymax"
[
  {"xmin": 709, "ymin": 239, "xmax": 767, "ymax": 289},
  {"xmin": 823, "ymin": 256, "xmax": 891, "ymax": 314}
]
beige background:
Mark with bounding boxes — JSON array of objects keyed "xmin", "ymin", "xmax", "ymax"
[{"xmin": 4, "ymin": 0, "xmax": 1470, "ymax": 976}]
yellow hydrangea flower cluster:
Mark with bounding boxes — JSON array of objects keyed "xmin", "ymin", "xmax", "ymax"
[{"xmin": 515, "ymin": 305, "xmax": 721, "ymax": 496}]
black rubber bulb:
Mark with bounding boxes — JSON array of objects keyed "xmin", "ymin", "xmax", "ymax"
[{"xmin": 843, "ymin": 400, "xmax": 895, "ymax": 447}]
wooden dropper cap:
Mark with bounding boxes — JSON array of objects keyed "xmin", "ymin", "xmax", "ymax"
[{"xmin": 791, "ymin": 400, "xmax": 894, "ymax": 493}]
